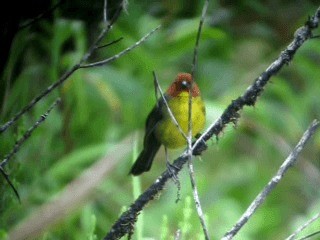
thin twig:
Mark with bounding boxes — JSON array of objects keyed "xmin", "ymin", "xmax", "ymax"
[
  {"xmin": 80, "ymin": 25, "xmax": 161, "ymax": 68},
  {"xmin": 96, "ymin": 37, "xmax": 123, "ymax": 49},
  {"xmin": 0, "ymin": 65, "xmax": 78, "ymax": 134},
  {"xmin": 0, "ymin": 98, "xmax": 61, "ymax": 199},
  {"xmin": 0, "ymin": 168, "xmax": 20, "ymax": 202},
  {"xmin": 222, "ymin": 120, "xmax": 320, "ymax": 240},
  {"xmin": 152, "ymin": 71, "xmax": 188, "ymax": 141},
  {"xmin": 187, "ymin": 0, "xmax": 210, "ymax": 239},
  {"xmin": 103, "ymin": 0, "xmax": 108, "ymax": 23},
  {"xmin": 103, "ymin": 7, "xmax": 320, "ymax": 239},
  {"xmin": 0, "ymin": 98, "xmax": 61, "ymax": 169},
  {"xmin": 190, "ymin": 0, "xmax": 209, "ymax": 79},
  {"xmin": 154, "ymin": 74, "xmax": 159, "ymax": 108},
  {"xmin": 79, "ymin": 4, "xmax": 123, "ymax": 64},
  {"xmin": 286, "ymin": 212, "xmax": 320, "ymax": 240},
  {"xmin": 187, "ymin": 161, "xmax": 210, "ymax": 239},
  {"xmin": 298, "ymin": 230, "xmax": 320, "ymax": 240}
]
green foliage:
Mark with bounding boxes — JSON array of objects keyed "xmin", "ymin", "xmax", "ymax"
[{"xmin": 1, "ymin": 1, "xmax": 320, "ymax": 240}]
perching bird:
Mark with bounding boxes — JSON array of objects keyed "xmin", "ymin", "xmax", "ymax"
[{"xmin": 129, "ymin": 73, "xmax": 206, "ymax": 175}]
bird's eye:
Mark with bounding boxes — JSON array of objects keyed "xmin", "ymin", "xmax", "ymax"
[{"xmin": 181, "ymin": 80, "xmax": 190, "ymax": 89}]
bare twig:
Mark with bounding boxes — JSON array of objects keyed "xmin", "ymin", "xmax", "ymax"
[
  {"xmin": 187, "ymin": 0, "xmax": 209, "ymax": 145},
  {"xmin": 187, "ymin": 161, "xmax": 210, "ymax": 239},
  {"xmin": 0, "ymin": 98, "xmax": 61, "ymax": 199},
  {"xmin": 0, "ymin": 168, "xmax": 20, "ymax": 202},
  {"xmin": 80, "ymin": 25, "xmax": 161, "ymax": 68},
  {"xmin": 190, "ymin": 0, "xmax": 209, "ymax": 79},
  {"xmin": 298, "ymin": 230, "xmax": 320, "ymax": 240},
  {"xmin": 286, "ymin": 212, "xmax": 320, "ymax": 240},
  {"xmin": 0, "ymin": 98, "xmax": 61, "ymax": 170},
  {"xmin": 103, "ymin": 7, "xmax": 320, "ymax": 240},
  {"xmin": 222, "ymin": 120, "xmax": 320, "ymax": 240},
  {"xmin": 79, "ymin": 4, "xmax": 123, "ymax": 65},
  {"xmin": 0, "ymin": 65, "xmax": 78, "ymax": 134},
  {"xmin": 103, "ymin": 0, "xmax": 108, "ymax": 23},
  {"xmin": 96, "ymin": 37, "xmax": 123, "ymax": 49},
  {"xmin": 187, "ymin": 0, "xmax": 210, "ymax": 239}
]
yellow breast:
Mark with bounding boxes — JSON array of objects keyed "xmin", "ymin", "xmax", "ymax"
[{"xmin": 155, "ymin": 92, "xmax": 206, "ymax": 149}]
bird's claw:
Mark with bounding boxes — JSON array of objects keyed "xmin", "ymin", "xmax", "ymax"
[
  {"xmin": 166, "ymin": 161, "xmax": 179, "ymax": 180},
  {"xmin": 166, "ymin": 161, "xmax": 181, "ymax": 202}
]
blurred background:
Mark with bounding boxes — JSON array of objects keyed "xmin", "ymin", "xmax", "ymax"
[{"xmin": 1, "ymin": 0, "xmax": 320, "ymax": 239}]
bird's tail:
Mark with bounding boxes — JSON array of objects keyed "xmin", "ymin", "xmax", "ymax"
[{"xmin": 129, "ymin": 141, "xmax": 161, "ymax": 176}]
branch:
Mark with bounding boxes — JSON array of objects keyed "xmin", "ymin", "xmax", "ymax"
[
  {"xmin": 298, "ymin": 230, "xmax": 320, "ymax": 240},
  {"xmin": 222, "ymin": 120, "xmax": 320, "ymax": 240},
  {"xmin": 286, "ymin": 212, "xmax": 320, "ymax": 240},
  {"xmin": 0, "ymin": 98, "xmax": 61, "ymax": 199},
  {"xmin": 0, "ymin": 98, "xmax": 61, "ymax": 170},
  {"xmin": 190, "ymin": 0, "xmax": 208, "ymax": 79},
  {"xmin": 103, "ymin": 0, "xmax": 108, "ymax": 23},
  {"xmin": 187, "ymin": 0, "xmax": 210, "ymax": 239},
  {"xmin": 187, "ymin": 161, "xmax": 210, "ymax": 239},
  {"xmin": 0, "ymin": 168, "xmax": 21, "ymax": 202},
  {"xmin": 103, "ymin": 7, "xmax": 320, "ymax": 240},
  {"xmin": 79, "ymin": 25, "xmax": 161, "ymax": 68}
]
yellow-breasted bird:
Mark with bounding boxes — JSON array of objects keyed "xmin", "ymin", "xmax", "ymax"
[{"xmin": 129, "ymin": 73, "xmax": 206, "ymax": 175}]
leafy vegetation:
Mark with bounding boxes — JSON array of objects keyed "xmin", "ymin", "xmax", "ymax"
[{"xmin": 1, "ymin": 1, "xmax": 320, "ymax": 239}]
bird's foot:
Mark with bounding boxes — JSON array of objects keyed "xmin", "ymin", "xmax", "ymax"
[
  {"xmin": 166, "ymin": 161, "xmax": 181, "ymax": 202},
  {"xmin": 166, "ymin": 161, "xmax": 179, "ymax": 181}
]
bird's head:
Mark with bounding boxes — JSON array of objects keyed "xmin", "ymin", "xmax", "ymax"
[{"xmin": 167, "ymin": 73, "xmax": 201, "ymax": 97}]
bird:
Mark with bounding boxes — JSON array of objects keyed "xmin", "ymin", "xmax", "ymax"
[{"xmin": 129, "ymin": 73, "xmax": 206, "ymax": 176}]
